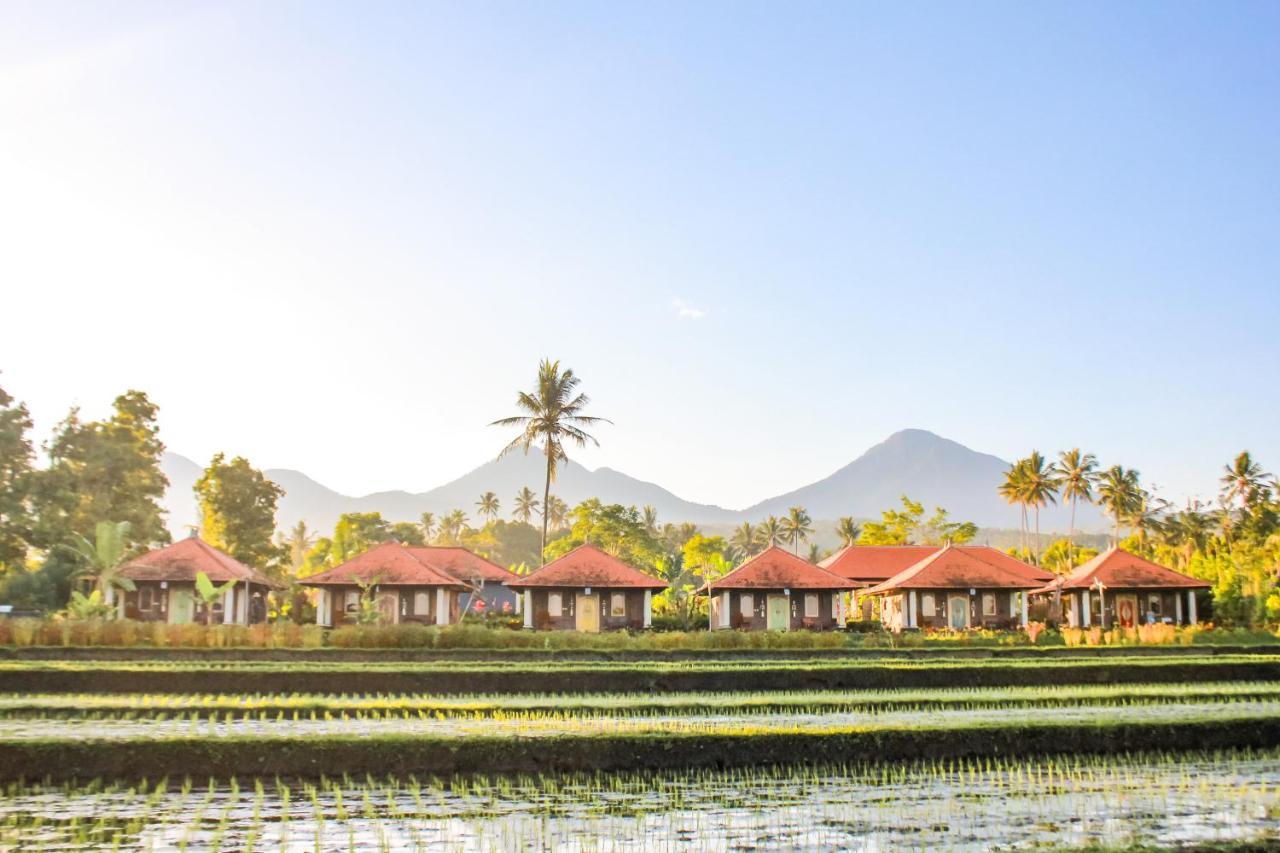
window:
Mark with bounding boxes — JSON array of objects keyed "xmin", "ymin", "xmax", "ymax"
[
  {"xmin": 139, "ymin": 587, "xmax": 154, "ymax": 610},
  {"xmin": 610, "ymin": 593, "xmax": 626, "ymax": 617},
  {"xmin": 982, "ymin": 593, "xmax": 997, "ymax": 617},
  {"xmin": 804, "ymin": 594, "xmax": 819, "ymax": 618},
  {"xmin": 344, "ymin": 591, "xmax": 360, "ymax": 613},
  {"xmin": 1148, "ymin": 594, "xmax": 1162, "ymax": 615},
  {"xmin": 921, "ymin": 594, "xmax": 935, "ymax": 617},
  {"xmin": 414, "ymin": 591, "xmax": 431, "ymax": 616},
  {"xmin": 547, "ymin": 592, "xmax": 562, "ymax": 617},
  {"xmin": 740, "ymin": 593, "xmax": 753, "ymax": 617},
  {"xmin": 831, "ymin": 595, "xmax": 839, "ymax": 619}
]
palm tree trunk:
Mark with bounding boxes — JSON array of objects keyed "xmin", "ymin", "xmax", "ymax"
[
  {"xmin": 1067, "ymin": 497, "xmax": 1077, "ymax": 568},
  {"xmin": 541, "ymin": 442, "xmax": 553, "ymax": 565},
  {"xmin": 1034, "ymin": 505, "xmax": 1041, "ymax": 563}
]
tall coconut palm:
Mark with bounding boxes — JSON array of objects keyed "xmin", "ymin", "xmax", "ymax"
[
  {"xmin": 419, "ymin": 512, "xmax": 436, "ymax": 542},
  {"xmin": 1219, "ymin": 451, "xmax": 1272, "ymax": 541},
  {"xmin": 437, "ymin": 510, "xmax": 469, "ymax": 544},
  {"xmin": 278, "ymin": 520, "xmax": 317, "ymax": 573},
  {"xmin": 476, "ymin": 492, "xmax": 500, "ymax": 522},
  {"xmin": 1023, "ymin": 451, "xmax": 1062, "ymax": 563},
  {"xmin": 512, "ymin": 488, "xmax": 540, "ymax": 524},
  {"xmin": 729, "ymin": 522, "xmax": 758, "ymax": 562},
  {"xmin": 780, "ymin": 506, "xmax": 813, "ymax": 554},
  {"xmin": 545, "ymin": 495, "xmax": 569, "ymax": 531},
  {"xmin": 641, "ymin": 506, "xmax": 659, "ymax": 536},
  {"xmin": 757, "ymin": 516, "xmax": 784, "ymax": 548},
  {"xmin": 65, "ymin": 520, "xmax": 136, "ymax": 612},
  {"xmin": 835, "ymin": 517, "xmax": 861, "ymax": 548},
  {"xmin": 491, "ymin": 360, "xmax": 610, "ymax": 563},
  {"xmin": 1126, "ymin": 492, "xmax": 1168, "ymax": 555},
  {"xmin": 998, "ymin": 460, "xmax": 1031, "ymax": 555},
  {"xmin": 1097, "ymin": 465, "xmax": 1141, "ymax": 546},
  {"xmin": 1056, "ymin": 449, "xmax": 1098, "ymax": 568}
]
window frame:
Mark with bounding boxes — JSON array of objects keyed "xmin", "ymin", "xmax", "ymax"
[
  {"xmin": 610, "ymin": 592, "xmax": 627, "ymax": 618},
  {"xmin": 547, "ymin": 591, "xmax": 563, "ymax": 618},
  {"xmin": 740, "ymin": 593, "xmax": 754, "ymax": 617},
  {"xmin": 921, "ymin": 593, "xmax": 935, "ymax": 618},
  {"xmin": 981, "ymin": 593, "xmax": 997, "ymax": 617}
]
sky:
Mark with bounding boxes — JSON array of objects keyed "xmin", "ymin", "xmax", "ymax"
[{"xmin": 1, "ymin": 1, "xmax": 1278, "ymax": 511}]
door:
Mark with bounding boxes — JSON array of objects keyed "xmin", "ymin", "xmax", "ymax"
[
  {"xmin": 1116, "ymin": 593, "xmax": 1137, "ymax": 628},
  {"xmin": 947, "ymin": 595, "xmax": 968, "ymax": 630},
  {"xmin": 767, "ymin": 595, "xmax": 789, "ymax": 631},
  {"xmin": 169, "ymin": 588, "xmax": 193, "ymax": 625},
  {"xmin": 575, "ymin": 594, "xmax": 600, "ymax": 632}
]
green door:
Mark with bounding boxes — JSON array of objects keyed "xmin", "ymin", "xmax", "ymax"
[
  {"xmin": 169, "ymin": 588, "xmax": 194, "ymax": 625},
  {"xmin": 767, "ymin": 595, "xmax": 789, "ymax": 631}
]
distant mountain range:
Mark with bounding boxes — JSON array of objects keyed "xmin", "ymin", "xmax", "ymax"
[{"xmin": 161, "ymin": 428, "xmax": 1105, "ymax": 537}]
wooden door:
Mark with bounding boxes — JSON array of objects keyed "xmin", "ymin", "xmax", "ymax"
[
  {"xmin": 767, "ymin": 595, "xmax": 789, "ymax": 631},
  {"xmin": 169, "ymin": 588, "xmax": 193, "ymax": 625},
  {"xmin": 1116, "ymin": 593, "xmax": 1137, "ymax": 628},
  {"xmin": 575, "ymin": 594, "xmax": 600, "ymax": 632},
  {"xmin": 947, "ymin": 595, "xmax": 968, "ymax": 630}
]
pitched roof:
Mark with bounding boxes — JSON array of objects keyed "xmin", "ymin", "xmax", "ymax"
[
  {"xmin": 1036, "ymin": 547, "xmax": 1210, "ymax": 593},
  {"xmin": 864, "ymin": 545, "xmax": 1044, "ymax": 595},
  {"xmin": 406, "ymin": 546, "xmax": 518, "ymax": 585},
  {"xmin": 119, "ymin": 537, "xmax": 282, "ymax": 588},
  {"xmin": 820, "ymin": 544, "xmax": 1054, "ymax": 585},
  {"xmin": 301, "ymin": 541, "xmax": 467, "ymax": 588},
  {"xmin": 505, "ymin": 544, "xmax": 667, "ymax": 590},
  {"xmin": 704, "ymin": 546, "xmax": 860, "ymax": 592}
]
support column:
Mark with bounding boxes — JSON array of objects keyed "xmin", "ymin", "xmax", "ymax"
[
  {"xmin": 316, "ymin": 589, "xmax": 329, "ymax": 627},
  {"xmin": 1187, "ymin": 591, "xmax": 1198, "ymax": 625},
  {"xmin": 523, "ymin": 590, "xmax": 533, "ymax": 629},
  {"xmin": 643, "ymin": 590, "xmax": 652, "ymax": 629},
  {"xmin": 908, "ymin": 590, "xmax": 918, "ymax": 629},
  {"xmin": 1081, "ymin": 590, "xmax": 1091, "ymax": 627},
  {"xmin": 721, "ymin": 591, "xmax": 731, "ymax": 629},
  {"xmin": 1020, "ymin": 591, "xmax": 1028, "ymax": 627},
  {"xmin": 223, "ymin": 589, "xmax": 234, "ymax": 625},
  {"xmin": 435, "ymin": 588, "xmax": 448, "ymax": 626},
  {"xmin": 1174, "ymin": 593, "xmax": 1182, "ymax": 624}
]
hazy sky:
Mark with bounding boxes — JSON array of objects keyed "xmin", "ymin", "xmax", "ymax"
[{"xmin": 2, "ymin": 1, "xmax": 1277, "ymax": 510}]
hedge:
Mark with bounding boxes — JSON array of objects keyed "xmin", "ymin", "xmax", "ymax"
[
  {"xmin": 4, "ymin": 657, "xmax": 1278, "ymax": 695},
  {"xmin": 4, "ymin": 716, "xmax": 1279, "ymax": 782}
]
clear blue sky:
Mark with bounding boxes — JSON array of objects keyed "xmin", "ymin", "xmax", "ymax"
[{"xmin": 1, "ymin": 1, "xmax": 1277, "ymax": 510}]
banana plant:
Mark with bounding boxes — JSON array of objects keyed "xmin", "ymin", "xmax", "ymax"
[
  {"xmin": 65, "ymin": 589, "xmax": 114, "ymax": 620},
  {"xmin": 195, "ymin": 571, "xmax": 239, "ymax": 625},
  {"xmin": 64, "ymin": 521, "xmax": 136, "ymax": 615}
]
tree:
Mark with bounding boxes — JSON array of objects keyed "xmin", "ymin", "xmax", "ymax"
[
  {"xmin": 998, "ymin": 459, "xmax": 1030, "ymax": 554},
  {"xmin": 32, "ymin": 390, "xmax": 170, "ymax": 551},
  {"xmin": 64, "ymin": 520, "xmax": 136, "ymax": 611},
  {"xmin": 729, "ymin": 522, "xmax": 758, "ymax": 562},
  {"xmin": 918, "ymin": 507, "xmax": 978, "ymax": 545},
  {"xmin": 491, "ymin": 359, "xmax": 610, "ymax": 563},
  {"xmin": 277, "ymin": 521, "xmax": 317, "ymax": 575},
  {"xmin": 0, "ymin": 382, "xmax": 34, "ymax": 572},
  {"xmin": 459, "ymin": 519, "xmax": 541, "ymax": 568},
  {"xmin": 1056, "ymin": 449, "xmax": 1098, "ymax": 568},
  {"xmin": 682, "ymin": 534, "xmax": 728, "ymax": 577},
  {"xmin": 419, "ymin": 512, "xmax": 436, "ymax": 541},
  {"xmin": 388, "ymin": 521, "xmax": 426, "ymax": 546},
  {"xmin": 641, "ymin": 505, "xmax": 659, "ymax": 536},
  {"xmin": 757, "ymin": 516, "xmax": 784, "ymax": 548},
  {"xmin": 194, "ymin": 453, "xmax": 284, "ymax": 571},
  {"xmin": 194, "ymin": 570, "xmax": 237, "ymax": 625},
  {"xmin": 512, "ymin": 488, "xmax": 540, "ymax": 524},
  {"xmin": 1220, "ymin": 452, "xmax": 1272, "ymax": 541},
  {"xmin": 1022, "ymin": 451, "xmax": 1062, "ymax": 562},
  {"xmin": 779, "ymin": 506, "xmax": 813, "ymax": 554},
  {"xmin": 330, "ymin": 512, "xmax": 391, "ymax": 562},
  {"xmin": 545, "ymin": 496, "xmax": 569, "ymax": 532},
  {"xmin": 436, "ymin": 509, "xmax": 469, "ymax": 545},
  {"xmin": 476, "ymin": 491, "xmax": 500, "ymax": 521},
  {"xmin": 858, "ymin": 496, "xmax": 926, "ymax": 545},
  {"xmin": 835, "ymin": 517, "xmax": 861, "ymax": 548},
  {"xmin": 543, "ymin": 500, "xmax": 663, "ymax": 569},
  {"xmin": 1097, "ymin": 465, "xmax": 1142, "ymax": 546}
]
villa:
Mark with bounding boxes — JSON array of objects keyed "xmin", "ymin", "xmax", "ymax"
[
  {"xmin": 1034, "ymin": 547, "xmax": 1211, "ymax": 628},
  {"xmin": 504, "ymin": 544, "xmax": 667, "ymax": 631},
  {"xmin": 701, "ymin": 546, "xmax": 859, "ymax": 631},
  {"xmin": 117, "ymin": 536, "xmax": 280, "ymax": 625}
]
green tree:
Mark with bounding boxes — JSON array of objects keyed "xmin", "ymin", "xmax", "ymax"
[
  {"xmin": 1022, "ymin": 450, "xmax": 1062, "ymax": 562},
  {"xmin": 681, "ymin": 534, "xmax": 728, "ymax": 577},
  {"xmin": 918, "ymin": 507, "xmax": 978, "ymax": 545},
  {"xmin": 1097, "ymin": 465, "xmax": 1142, "ymax": 546},
  {"xmin": 476, "ymin": 491, "xmax": 500, "ymax": 521},
  {"xmin": 756, "ymin": 516, "xmax": 784, "ymax": 548},
  {"xmin": 998, "ymin": 460, "xmax": 1031, "ymax": 554},
  {"xmin": 545, "ymin": 495, "xmax": 569, "ymax": 532},
  {"xmin": 460, "ymin": 519, "xmax": 541, "ymax": 567},
  {"xmin": 330, "ymin": 512, "xmax": 391, "ymax": 562},
  {"xmin": 1056, "ymin": 449, "xmax": 1098, "ymax": 568},
  {"xmin": 835, "ymin": 517, "xmax": 861, "ymax": 548},
  {"xmin": 512, "ymin": 488, "xmax": 540, "ymax": 524},
  {"xmin": 641, "ymin": 505, "xmax": 659, "ymax": 536},
  {"xmin": 543, "ymin": 500, "xmax": 663, "ymax": 569},
  {"xmin": 491, "ymin": 359, "xmax": 610, "ymax": 563},
  {"xmin": 779, "ymin": 506, "xmax": 813, "ymax": 554},
  {"xmin": 277, "ymin": 521, "xmax": 317, "ymax": 575},
  {"xmin": 858, "ymin": 496, "xmax": 926, "ymax": 545},
  {"xmin": 436, "ymin": 509, "xmax": 469, "ymax": 545},
  {"xmin": 194, "ymin": 570, "xmax": 237, "ymax": 626},
  {"xmin": 194, "ymin": 453, "xmax": 284, "ymax": 571},
  {"xmin": 729, "ymin": 522, "xmax": 758, "ymax": 562},
  {"xmin": 388, "ymin": 521, "xmax": 426, "ymax": 546},
  {"xmin": 64, "ymin": 520, "xmax": 136, "ymax": 612},
  {"xmin": 419, "ymin": 512, "xmax": 436, "ymax": 541},
  {"xmin": 0, "ymin": 382, "xmax": 34, "ymax": 572}
]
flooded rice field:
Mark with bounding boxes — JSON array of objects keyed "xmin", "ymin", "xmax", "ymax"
[{"xmin": 0, "ymin": 751, "xmax": 1277, "ymax": 851}]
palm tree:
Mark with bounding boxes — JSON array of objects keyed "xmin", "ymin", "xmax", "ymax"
[
  {"xmin": 491, "ymin": 360, "xmax": 611, "ymax": 563},
  {"xmin": 1023, "ymin": 451, "xmax": 1062, "ymax": 563},
  {"xmin": 278, "ymin": 520, "xmax": 317, "ymax": 573},
  {"xmin": 65, "ymin": 520, "xmax": 136, "ymax": 613},
  {"xmin": 1056, "ymin": 449, "xmax": 1098, "ymax": 568},
  {"xmin": 835, "ymin": 517, "xmax": 861, "ymax": 548},
  {"xmin": 419, "ymin": 512, "xmax": 436, "ymax": 542},
  {"xmin": 546, "ymin": 495, "xmax": 569, "ymax": 531},
  {"xmin": 641, "ymin": 506, "xmax": 659, "ymax": 536},
  {"xmin": 1126, "ymin": 491, "xmax": 1168, "ymax": 555},
  {"xmin": 476, "ymin": 491, "xmax": 500, "ymax": 522},
  {"xmin": 779, "ymin": 506, "xmax": 813, "ymax": 554},
  {"xmin": 806, "ymin": 543, "xmax": 822, "ymax": 563},
  {"xmin": 437, "ymin": 509, "xmax": 469, "ymax": 544},
  {"xmin": 1164, "ymin": 501, "xmax": 1212, "ymax": 567},
  {"xmin": 729, "ymin": 523, "xmax": 758, "ymax": 562},
  {"xmin": 998, "ymin": 460, "xmax": 1031, "ymax": 554},
  {"xmin": 1220, "ymin": 452, "xmax": 1272, "ymax": 541},
  {"xmin": 512, "ymin": 488, "xmax": 540, "ymax": 524},
  {"xmin": 757, "ymin": 516, "xmax": 784, "ymax": 548},
  {"xmin": 1097, "ymin": 465, "xmax": 1141, "ymax": 546}
]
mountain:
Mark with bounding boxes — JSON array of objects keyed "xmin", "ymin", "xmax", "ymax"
[
  {"xmin": 740, "ymin": 429, "xmax": 1104, "ymax": 530},
  {"xmin": 161, "ymin": 429, "xmax": 1105, "ymax": 536}
]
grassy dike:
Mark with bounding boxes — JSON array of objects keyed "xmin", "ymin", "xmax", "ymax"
[
  {"xmin": 2, "ymin": 656, "xmax": 1278, "ymax": 694},
  {"xmin": 5, "ymin": 716, "xmax": 1280, "ymax": 782}
]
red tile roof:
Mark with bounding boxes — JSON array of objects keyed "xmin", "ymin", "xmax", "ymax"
[
  {"xmin": 302, "ymin": 541, "xmax": 467, "ymax": 588},
  {"xmin": 820, "ymin": 544, "xmax": 1054, "ymax": 585},
  {"xmin": 505, "ymin": 544, "xmax": 667, "ymax": 590},
  {"xmin": 406, "ymin": 547, "xmax": 518, "ymax": 585},
  {"xmin": 864, "ymin": 545, "xmax": 1044, "ymax": 595},
  {"xmin": 962, "ymin": 546, "xmax": 1056, "ymax": 584},
  {"xmin": 704, "ymin": 546, "xmax": 860, "ymax": 592},
  {"xmin": 120, "ymin": 537, "xmax": 281, "ymax": 588},
  {"xmin": 1035, "ymin": 547, "xmax": 1210, "ymax": 594}
]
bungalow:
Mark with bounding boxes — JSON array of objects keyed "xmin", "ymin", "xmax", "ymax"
[
  {"xmin": 505, "ymin": 544, "xmax": 667, "ymax": 631},
  {"xmin": 1034, "ymin": 547, "xmax": 1210, "ymax": 628},
  {"xmin": 821, "ymin": 545, "xmax": 1053, "ymax": 620},
  {"xmin": 117, "ymin": 535, "xmax": 281, "ymax": 625},
  {"xmin": 701, "ymin": 546, "xmax": 859, "ymax": 631},
  {"xmin": 302, "ymin": 541, "xmax": 474, "ymax": 627},
  {"xmin": 861, "ymin": 545, "xmax": 1047, "ymax": 631},
  {"xmin": 402, "ymin": 546, "xmax": 520, "ymax": 615}
]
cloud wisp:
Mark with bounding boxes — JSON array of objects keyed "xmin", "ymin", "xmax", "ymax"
[{"xmin": 672, "ymin": 298, "xmax": 706, "ymax": 320}]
